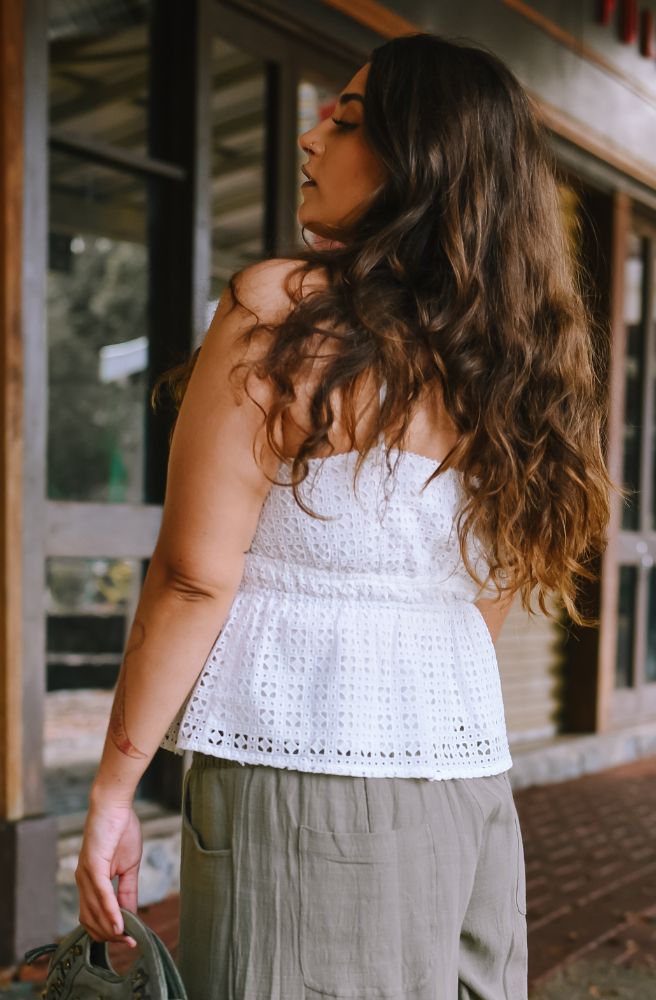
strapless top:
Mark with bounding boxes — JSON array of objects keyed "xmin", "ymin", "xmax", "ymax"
[{"xmin": 159, "ymin": 438, "xmax": 512, "ymax": 780}]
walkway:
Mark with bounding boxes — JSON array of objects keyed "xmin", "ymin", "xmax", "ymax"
[{"xmin": 3, "ymin": 755, "xmax": 656, "ymax": 998}]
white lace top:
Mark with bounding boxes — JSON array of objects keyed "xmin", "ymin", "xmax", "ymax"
[{"xmin": 160, "ymin": 383, "xmax": 513, "ymax": 780}]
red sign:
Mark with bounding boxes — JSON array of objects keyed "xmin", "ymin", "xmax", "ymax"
[
  {"xmin": 599, "ymin": 0, "xmax": 616, "ymax": 25},
  {"xmin": 640, "ymin": 9, "xmax": 655, "ymax": 54},
  {"xmin": 621, "ymin": 0, "xmax": 638, "ymax": 43},
  {"xmin": 596, "ymin": 0, "xmax": 656, "ymax": 58}
]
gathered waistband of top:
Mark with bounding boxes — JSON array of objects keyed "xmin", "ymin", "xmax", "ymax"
[{"xmin": 240, "ymin": 550, "xmax": 476, "ymax": 605}]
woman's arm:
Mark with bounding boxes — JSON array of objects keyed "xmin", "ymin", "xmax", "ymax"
[
  {"xmin": 76, "ymin": 258, "xmax": 314, "ymax": 947},
  {"xmin": 474, "ymin": 591, "xmax": 515, "ymax": 645},
  {"xmin": 91, "ymin": 260, "xmax": 304, "ymax": 803},
  {"xmin": 90, "ymin": 565, "xmax": 245, "ymax": 805},
  {"xmin": 89, "ymin": 258, "xmax": 300, "ymax": 807}
]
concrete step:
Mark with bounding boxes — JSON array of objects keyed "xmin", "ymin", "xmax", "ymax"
[{"xmin": 507, "ymin": 720, "xmax": 656, "ymax": 790}]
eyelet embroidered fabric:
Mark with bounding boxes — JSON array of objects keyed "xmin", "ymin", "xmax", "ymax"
[{"xmin": 159, "ymin": 395, "xmax": 513, "ymax": 780}]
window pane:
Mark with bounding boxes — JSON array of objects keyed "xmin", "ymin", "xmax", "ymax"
[
  {"xmin": 48, "ymin": 152, "xmax": 148, "ymax": 502},
  {"xmin": 49, "ymin": 2, "xmax": 149, "ymax": 154},
  {"xmin": 651, "ymin": 243, "xmax": 656, "ymax": 531},
  {"xmin": 647, "ymin": 567, "xmax": 656, "ymax": 683},
  {"xmin": 621, "ymin": 233, "xmax": 646, "ymax": 531},
  {"xmin": 615, "ymin": 565, "xmax": 637, "ymax": 689},
  {"xmin": 209, "ymin": 37, "xmax": 267, "ymax": 321},
  {"xmin": 44, "ymin": 556, "xmax": 146, "ymax": 816}
]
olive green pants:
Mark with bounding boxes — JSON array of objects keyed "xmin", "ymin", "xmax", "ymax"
[{"xmin": 178, "ymin": 753, "xmax": 528, "ymax": 1000}]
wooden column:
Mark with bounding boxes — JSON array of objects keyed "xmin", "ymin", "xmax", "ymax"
[
  {"xmin": 0, "ymin": 0, "xmax": 57, "ymax": 964},
  {"xmin": 0, "ymin": 0, "xmax": 26, "ymax": 830}
]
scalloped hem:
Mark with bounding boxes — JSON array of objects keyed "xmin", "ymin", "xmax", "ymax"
[{"xmin": 160, "ymin": 737, "xmax": 513, "ymax": 781}]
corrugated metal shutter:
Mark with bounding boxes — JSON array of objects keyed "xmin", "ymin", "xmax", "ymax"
[{"xmin": 496, "ymin": 594, "xmax": 563, "ymax": 745}]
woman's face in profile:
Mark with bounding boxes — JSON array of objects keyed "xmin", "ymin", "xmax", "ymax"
[{"xmin": 297, "ymin": 63, "xmax": 388, "ymax": 242}]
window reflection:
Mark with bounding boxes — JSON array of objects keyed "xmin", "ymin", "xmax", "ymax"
[
  {"xmin": 48, "ymin": 153, "xmax": 148, "ymax": 503},
  {"xmin": 615, "ymin": 565, "xmax": 637, "ymax": 689},
  {"xmin": 44, "ymin": 555, "xmax": 144, "ymax": 815},
  {"xmin": 46, "ymin": 556, "xmax": 139, "ymax": 690},
  {"xmin": 652, "ymin": 248, "xmax": 656, "ymax": 531},
  {"xmin": 209, "ymin": 37, "xmax": 267, "ymax": 323},
  {"xmin": 621, "ymin": 233, "xmax": 645, "ymax": 531},
  {"xmin": 49, "ymin": 6, "xmax": 149, "ymax": 152},
  {"xmin": 647, "ymin": 568, "xmax": 656, "ymax": 684}
]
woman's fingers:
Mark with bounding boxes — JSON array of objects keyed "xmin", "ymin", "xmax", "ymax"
[
  {"xmin": 79, "ymin": 898, "xmax": 138, "ymax": 947},
  {"xmin": 73, "ymin": 804, "xmax": 142, "ymax": 948},
  {"xmin": 116, "ymin": 865, "xmax": 140, "ymax": 917},
  {"xmin": 75, "ymin": 867, "xmax": 138, "ymax": 947},
  {"xmin": 79, "ymin": 900, "xmax": 115, "ymax": 944}
]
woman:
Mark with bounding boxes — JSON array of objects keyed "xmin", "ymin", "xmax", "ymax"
[{"xmin": 75, "ymin": 32, "xmax": 619, "ymax": 1000}]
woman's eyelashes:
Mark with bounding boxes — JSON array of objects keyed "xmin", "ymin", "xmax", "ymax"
[{"xmin": 331, "ymin": 117, "xmax": 358, "ymax": 130}]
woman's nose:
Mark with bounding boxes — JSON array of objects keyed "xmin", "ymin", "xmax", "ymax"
[{"xmin": 298, "ymin": 129, "xmax": 323, "ymax": 155}]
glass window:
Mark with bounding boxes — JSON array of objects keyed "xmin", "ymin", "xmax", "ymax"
[
  {"xmin": 647, "ymin": 567, "xmax": 656, "ymax": 684},
  {"xmin": 615, "ymin": 565, "xmax": 637, "ymax": 689},
  {"xmin": 45, "ymin": 1, "xmax": 160, "ymax": 811},
  {"xmin": 49, "ymin": 3, "xmax": 149, "ymax": 153},
  {"xmin": 46, "ymin": 556, "xmax": 140, "ymax": 688},
  {"xmin": 44, "ymin": 556, "xmax": 145, "ymax": 815},
  {"xmin": 621, "ymin": 233, "xmax": 646, "ymax": 531},
  {"xmin": 209, "ymin": 37, "xmax": 267, "ymax": 323},
  {"xmin": 48, "ymin": 152, "xmax": 148, "ymax": 502},
  {"xmin": 651, "ymin": 246, "xmax": 656, "ymax": 531}
]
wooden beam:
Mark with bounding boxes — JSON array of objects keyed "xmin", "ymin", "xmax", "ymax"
[
  {"xmin": 0, "ymin": 0, "xmax": 25, "ymax": 821},
  {"xmin": 318, "ymin": 0, "xmax": 418, "ymax": 38},
  {"xmin": 533, "ymin": 93, "xmax": 656, "ymax": 195}
]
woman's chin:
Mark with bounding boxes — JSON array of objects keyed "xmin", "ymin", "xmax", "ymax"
[
  {"xmin": 297, "ymin": 216, "xmax": 330, "ymax": 241},
  {"xmin": 297, "ymin": 212, "xmax": 345, "ymax": 243}
]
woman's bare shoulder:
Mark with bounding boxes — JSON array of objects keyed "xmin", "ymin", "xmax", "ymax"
[{"xmin": 231, "ymin": 257, "xmax": 329, "ymax": 322}]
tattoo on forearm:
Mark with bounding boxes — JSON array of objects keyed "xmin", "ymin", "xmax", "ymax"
[{"xmin": 109, "ymin": 620, "xmax": 148, "ymax": 760}]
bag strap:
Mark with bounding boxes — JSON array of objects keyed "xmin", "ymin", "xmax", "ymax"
[
  {"xmin": 23, "ymin": 942, "xmax": 59, "ymax": 964},
  {"xmin": 121, "ymin": 908, "xmax": 187, "ymax": 998},
  {"xmin": 24, "ymin": 907, "xmax": 187, "ymax": 999},
  {"xmin": 146, "ymin": 924, "xmax": 188, "ymax": 999}
]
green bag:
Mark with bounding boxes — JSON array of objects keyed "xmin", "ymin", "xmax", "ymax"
[{"xmin": 23, "ymin": 906, "xmax": 187, "ymax": 999}]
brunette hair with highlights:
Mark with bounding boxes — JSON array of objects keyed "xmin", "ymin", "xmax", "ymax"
[{"xmin": 152, "ymin": 32, "xmax": 626, "ymax": 629}]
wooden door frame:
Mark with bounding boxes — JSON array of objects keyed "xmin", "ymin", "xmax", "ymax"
[
  {"xmin": 600, "ymin": 205, "xmax": 656, "ymax": 730},
  {"xmin": 14, "ymin": 0, "xmax": 365, "ymax": 822},
  {"xmin": 0, "ymin": 0, "xmax": 26, "ymax": 824}
]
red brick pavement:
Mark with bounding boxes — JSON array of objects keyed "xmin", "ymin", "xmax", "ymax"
[
  {"xmin": 6, "ymin": 755, "xmax": 656, "ymax": 996},
  {"xmin": 517, "ymin": 753, "xmax": 656, "ymax": 991}
]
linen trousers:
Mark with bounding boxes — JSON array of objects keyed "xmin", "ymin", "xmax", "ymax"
[{"xmin": 177, "ymin": 752, "xmax": 528, "ymax": 1000}]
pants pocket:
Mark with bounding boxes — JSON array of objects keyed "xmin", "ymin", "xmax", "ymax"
[
  {"xmin": 179, "ymin": 765, "xmax": 234, "ymax": 1000},
  {"xmin": 298, "ymin": 822, "xmax": 436, "ymax": 999},
  {"xmin": 512, "ymin": 809, "xmax": 527, "ymax": 916}
]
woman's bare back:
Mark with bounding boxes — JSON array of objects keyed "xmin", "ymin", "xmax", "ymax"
[{"xmin": 281, "ymin": 367, "xmax": 461, "ymax": 466}]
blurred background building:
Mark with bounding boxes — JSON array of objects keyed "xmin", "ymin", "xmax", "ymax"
[{"xmin": 1, "ymin": 0, "xmax": 655, "ymax": 965}]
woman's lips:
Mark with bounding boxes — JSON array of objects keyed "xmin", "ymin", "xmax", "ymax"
[{"xmin": 301, "ymin": 180, "xmax": 317, "ymax": 187}]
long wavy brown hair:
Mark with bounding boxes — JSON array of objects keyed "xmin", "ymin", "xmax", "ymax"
[{"xmin": 152, "ymin": 32, "xmax": 626, "ymax": 628}]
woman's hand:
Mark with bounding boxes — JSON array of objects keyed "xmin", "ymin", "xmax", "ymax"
[{"xmin": 74, "ymin": 797, "xmax": 143, "ymax": 948}]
